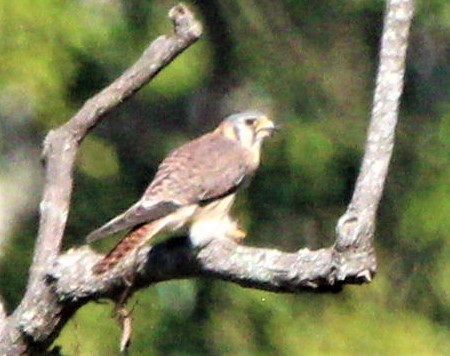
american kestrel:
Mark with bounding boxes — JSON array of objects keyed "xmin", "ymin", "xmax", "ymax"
[{"xmin": 87, "ymin": 112, "xmax": 275, "ymax": 274}]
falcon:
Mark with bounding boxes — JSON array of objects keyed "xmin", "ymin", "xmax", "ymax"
[{"xmin": 87, "ymin": 112, "xmax": 276, "ymax": 274}]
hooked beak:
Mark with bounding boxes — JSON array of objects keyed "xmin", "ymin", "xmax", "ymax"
[{"xmin": 255, "ymin": 116, "xmax": 277, "ymax": 136}]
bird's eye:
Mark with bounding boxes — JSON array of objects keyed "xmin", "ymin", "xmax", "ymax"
[{"xmin": 245, "ymin": 118, "xmax": 257, "ymax": 126}]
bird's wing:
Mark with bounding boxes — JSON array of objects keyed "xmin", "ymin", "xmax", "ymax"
[
  {"xmin": 195, "ymin": 135, "xmax": 255, "ymax": 201},
  {"xmin": 86, "ymin": 132, "xmax": 255, "ymax": 243},
  {"xmin": 85, "ymin": 200, "xmax": 179, "ymax": 243},
  {"xmin": 145, "ymin": 132, "xmax": 255, "ymax": 204}
]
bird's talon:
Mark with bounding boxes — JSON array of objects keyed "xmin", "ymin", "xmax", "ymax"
[{"xmin": 232, "ymin": 227, "xmax": 247, "ymax": 242}]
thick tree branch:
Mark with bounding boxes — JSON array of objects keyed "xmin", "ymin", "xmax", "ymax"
[
  {"xmin": 52, "ymin": 238, "xmax": 342, "ymax": 302},
  {"xmin": 0, "ymin": 4, "xmax": 202, "ymax": 354}
]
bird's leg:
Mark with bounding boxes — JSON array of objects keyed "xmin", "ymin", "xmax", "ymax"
[{"xmin": 227, "ymin": 218, "xmax": 247, "ymax": 243}]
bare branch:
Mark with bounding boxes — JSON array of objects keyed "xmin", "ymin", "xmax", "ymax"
[
  {"xmin": 50, "ymin": 237, "xmax": 353, "ymax": 302},
  {"xmin": 0, "ymin": 4, "xmax": 202, "ymax": 354},
  {"xmin": 334, "ymin": 0, "xmax": 414, "ymax": 278},
  {"xmin": 350, "ymin": 0, "xmax": 414, "ymax": 220}
]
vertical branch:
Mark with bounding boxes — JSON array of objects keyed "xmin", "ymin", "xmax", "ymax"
[
  {"xmin": 334, "ymin": 0, "xmax": 415, "ymax": 278},
  {"xmin": 350, "ymin": 0, "xmax": 415, "ymax": 216},
  {"xmin": 29, "ymin": 4, "xmax": 203, "ymax": 292}
]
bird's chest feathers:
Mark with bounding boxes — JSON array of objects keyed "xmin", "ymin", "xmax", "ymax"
[{"xmin": 248, "ymin": 143, "xmax": 262, "ymax": 168}]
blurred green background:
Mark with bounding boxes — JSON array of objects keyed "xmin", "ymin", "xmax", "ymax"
[{"xmin": 1, "ymin": 0, "xmax": 449, "ymax": 354}]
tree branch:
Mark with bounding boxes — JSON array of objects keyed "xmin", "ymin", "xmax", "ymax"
[
  {"xmin": 333, "ymin": 0, "xmax": 414, "ymax": 278},
  {"xmin": 52, "ymin": 237, "xmax": 342, "ymax": 302},
  {"xmin": 0, "ymin": 4, "xmax": 202, "ymax": 354}
]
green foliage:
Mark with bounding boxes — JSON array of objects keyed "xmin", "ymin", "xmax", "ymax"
[
  {"xmin": 0, "ymin": 0, "xmax": 122, "ymax": 127},
  {"xmin": 78, "ymin": 135, "xmax": 120, "ymax": 179},
  {"xmin": 286, "ymin": 122, "xmax": 341, "ymax": 203},
  {"xmin": 149, "ymin": 41, "xmax": 212, "ymax": 99},
  {"xmin": 1, "ymin": 0, "xmax": 449, "ymax": 354}
]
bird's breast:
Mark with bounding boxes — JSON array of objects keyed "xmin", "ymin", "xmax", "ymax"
[{"xmin": 189, "ymin": 194, "xmax": 237, "ymax": 246}]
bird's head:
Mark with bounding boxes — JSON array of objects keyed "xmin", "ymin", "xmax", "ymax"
[{"xmin": 217, "ymin": 112, "xmax": 276, "ymax": 149}]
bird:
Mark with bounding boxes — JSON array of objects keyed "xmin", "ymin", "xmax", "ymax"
[{"xmin": 86, "ymin": 112, "xmax": 276, "ymax": 274}]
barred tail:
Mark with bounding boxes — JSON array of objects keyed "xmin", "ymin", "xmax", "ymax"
[{"xmin": 92, "ymin": 222, "xmax": 158, "ymax": 275}]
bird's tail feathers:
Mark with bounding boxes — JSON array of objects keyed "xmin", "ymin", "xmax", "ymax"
[
  {"xmin": 86, "ymin": 212, "xmax": 131, "ymax": 243},
  {"xmin": 92, "ymin": 221, "xmax": 161, "ymax": 275}
]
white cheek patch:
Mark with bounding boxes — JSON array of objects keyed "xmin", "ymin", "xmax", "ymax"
[{"xmin": 189, "ymin": 216, "xmax": 238, "ymax": 247}]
